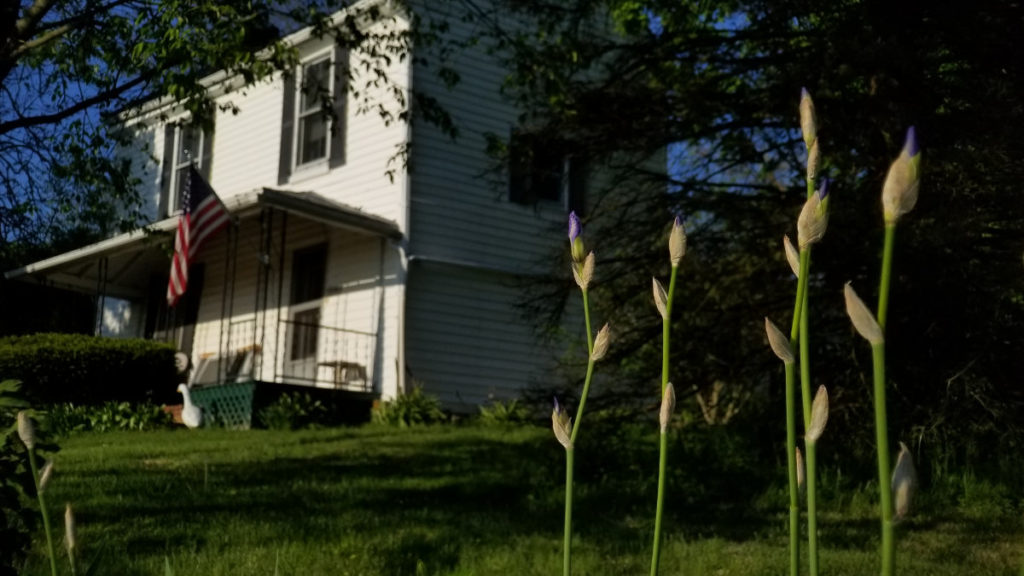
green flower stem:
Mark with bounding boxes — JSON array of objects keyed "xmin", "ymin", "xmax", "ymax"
[
  {"xmin": 799, "ymin": 254, "xmax": 820, "ymax": 576},
  {"xmin": 649, "ymin": 263, "xmax": 680, "ymax": 576},
  {"xmin": 649, "ymin": 430, "xmax": 669, "ymax": 576},
  {"xmin": 563, "ymin": 447, "xmax": 575, "ymax": 576},
  {"xmin": 786, "ymin": 250, "xmax": 811, "ymax": 576},
  {"xmin": 872, "ymin": 342, "xmax": 894, "ymax": 576},
  {"xmin": 562, "ymin": 286, "xmax": 598, "ymax": 576},
  {"xmin": 582, "ymin": 289, "xmax": 594, "ymax": 354},
  {"xmin": 875, "ymin": 223, "xmax": 897, "ymax": 576},
  {"xmin": 661, "ymin": 266, "xmax": 679, "ymax": 391},
  {"xmin": 805, "ymin": 440, "xmax": 820, "ymax": 576},
  {"xmin": 784, "ymin": 361, "xmax": 800, "ymax": 576},
  {"xmin": 877, "ymin": 225, "xmax": 897, "ymax": 331},
  {"xmin": 28, "ymin": 448, "xmax": 58, "ymax": 576}
]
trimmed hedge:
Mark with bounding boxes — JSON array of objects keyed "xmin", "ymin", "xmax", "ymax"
[{"xmin": 0, "ymin": 334, "xmax": 177, "ymax": 406}]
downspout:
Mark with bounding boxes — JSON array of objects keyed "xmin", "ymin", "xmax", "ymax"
[{"xmin": 395, "ymin": 29, "xmax": 414, "ymax": 398}]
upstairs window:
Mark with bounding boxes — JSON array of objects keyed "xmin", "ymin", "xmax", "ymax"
[
  {"xmin": 297, "ymin": 56, "xmax": 332, "ymax": 166},
  {"xmin": 508, "ymin": 130, "xmax": 587, "ymax": 215},
  {"xmin": 278, "ymin": 47, "xmax": 348, "ymax": 184},
  {"xmin": 160, "ymin": 120, "xmax": 213, "ymax": 219}
]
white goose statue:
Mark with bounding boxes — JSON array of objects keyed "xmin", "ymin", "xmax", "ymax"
[{"xmin": 177, "ymin": 384, "xmax": 203, "ymax": 429}]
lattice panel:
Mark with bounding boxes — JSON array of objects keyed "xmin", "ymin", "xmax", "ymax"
[{"xmin": 191, "ymin": 382, "xmax": 256, "ymax": 430}]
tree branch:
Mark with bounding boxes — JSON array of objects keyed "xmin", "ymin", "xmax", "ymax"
[{"xmin": 0, "ymin": 73, "xmax": 150, "ymax": 137}]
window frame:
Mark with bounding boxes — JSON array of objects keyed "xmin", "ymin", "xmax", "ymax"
[
  {"xmin": 292, "ymin": 49, "xmax": 335, "ymax": 173},
  {"xmin": 168, "ymin": 123, "xmax": 205, "ymax": 215}
]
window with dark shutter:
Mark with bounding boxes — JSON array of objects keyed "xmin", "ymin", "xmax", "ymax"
[
  {"xmin": 508, "ymin": 131, "xmax": 586, "ymax": 214},
  {"xmin": 280, "ymin": 45, "xmax": 348, "ymax": 181}
]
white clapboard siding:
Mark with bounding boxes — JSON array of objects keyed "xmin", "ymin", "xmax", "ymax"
[
  {"xmin": 405, "ymin": 262, "xmax": 561, "ymax": 410},
  {"xmin": 125, "ymin": 17, "xmax": 410, "ymax": 230},
  {"xmin": 407, "ymin": 6, "xmax": 569, "ymax": 272}
]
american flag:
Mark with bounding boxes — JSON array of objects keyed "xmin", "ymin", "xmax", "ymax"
[{"xmin": 167, "ymin": 165, "xmax": 230, "ymax": 306}]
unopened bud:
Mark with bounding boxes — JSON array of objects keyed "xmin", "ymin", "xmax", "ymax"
[
  {"xmin": 844, "ymin": 283, "xmax": 884, "ymax": 345},
  {"xmin": 797, "ymin": 184, "xmax": 828, "ymax": 249},
  {"xmin": 783, "ymin": 235, "xmax": 800, "ymax": 278},
  {"xmin": 669, "ymin": 216, "xmax": 686, "ymax": 267},
  {"xmin": 659, "ymin": 382, "xmax": 676, "ymax": 433},
  {"xmin": 806, "ymin": 138, "xmax": 820, "ymax": 185},
  {"xmin": 551, "ymin": 398, "xmax": 573, "ymax": 450},
  {"xmin": 882, "ymin": 127, "xmax": 921, "ymax": 225},
  {"xmin": 892, "ymin": 441, "xmax": 917, "ymax": 522},
  {"xmin": 65, "ymin": 504, "xmax": 76, "ymax": 556},
  {"xmin": 799, "ymin": 88, "xmax": 817, "ymax": 150},
  {"xmin": 572, "ymin": 252, "xmax": 595, "ymax": 291},
  {"xmin": 806, "ymin": 385, "xmax": 829, "ymax": 442},
  {"xmin": 39, "ymin": 461, "xmax": 54, "ymax": 494},
  {"xmin": 568, "ymin": 212, "xmax": 585, "ymax": 262},
  {"xmin": 17, "ymin": 411, "xmax": 35, "ymax": 450},
  {"xmin": 796, "ymin": 446, "xmax": 806, "ymax": 495},
  {"xmin": 652, "ymin": 278, "xmax": 668, "ymax": 320},
  {"xmin": 764, "ymin": 317, "xmax": 794, "ymax": 364},
  {"xmin": 591, "ymin": 323, "xmax": 610, "ymax": 361}
]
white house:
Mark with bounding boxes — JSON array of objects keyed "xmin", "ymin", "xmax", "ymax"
[{"xmin": 5, "ymin": 0, "xmax": 588, "ymax": 412}]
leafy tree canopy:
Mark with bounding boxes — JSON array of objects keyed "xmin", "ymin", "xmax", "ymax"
[
  {"xmin": 469, "ymin": 0, "xmax": 1024, "ymax": 473},
  {"xmin": 0, "ymin": 0, "xmax": 415, "ymax": 264}
]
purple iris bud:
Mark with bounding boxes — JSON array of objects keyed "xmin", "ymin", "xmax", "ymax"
[
  {"xmin": 568, "ymin": 211, "xmax": 581, "ymax": 242},
  {"xmin": 553, "ymin": 396, "xmax": 563, "ymax": 414},
  {"xmin": 801, "ymin": 86, "xmax": 811, "ymax": 100},
  {"xmin": 903, "ymin": 126, "xmax": 919, "ymax": 157},
  {"xmin": 817, "ymin": 178, "xmax": 829, "ymax": 200}
]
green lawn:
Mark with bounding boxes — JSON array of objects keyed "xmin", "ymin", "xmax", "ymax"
[{"xmin": 21, "ymin": 425, "xmax": 1024, "ymax": 575}]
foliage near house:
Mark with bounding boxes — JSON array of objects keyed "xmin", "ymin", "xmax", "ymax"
[{"xmin": 0, "ymin": 334, "xmax": 176, "ymax": 405}]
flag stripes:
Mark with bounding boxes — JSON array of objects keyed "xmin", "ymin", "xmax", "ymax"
[{"xmin": 167, "ymin": 166, "xmax": 230, "ymax": 307}]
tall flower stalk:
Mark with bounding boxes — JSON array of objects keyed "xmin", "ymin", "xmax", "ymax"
[
  {"xmin": 845, "ymin": 126, "xmax": 920, "ymax": 576},
  {"xmin": 781, "ymin": 87, "xmax": 829, "ymax": 576},
  {"xmin": 18, "ymin": 411, "xmax": 58, "ymax": 576},
  {"xmin": 554, "ymin": 211, "xmax": 610, "ymax": 576},
  {"xmin": 649, "ymin": 216, "xmax": 685, "ymax": 576}
]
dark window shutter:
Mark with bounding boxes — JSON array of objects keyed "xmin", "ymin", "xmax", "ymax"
[
  {"xmin": 278, "ymin": 72, "xmax": 296, "ymax": 185},
  {"xmin": 508, "ymin": 130, "xmax": 534, "ymax": 204},
  {"xmin": 159, "ymin": 124, "xmax": 175, "ymax": 218},
  {"xmin": 200, "ymin": 122, "xmax": 214, "ymax": 180},
  {"xmin": 329, "ymin": 47, "xmax": 348, "ymax": 169}
]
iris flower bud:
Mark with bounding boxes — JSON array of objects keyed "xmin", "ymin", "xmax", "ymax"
[
  {"xmin": 892, "ymin": 441, "xmax": 917, "ymax": 522},
  {"xmin": 882, "ymin": 127, "xmax": 921, "ymax": 225},
  {"xmin": 659, "ymin": 382, "xmax": 676, "ymax": 433},
  {"xmin": 764, "ymin": 317, "xmax": 795, "ymax": 364},
  {"xmin": 783, "ymin": 235, "xmax": 800, "ymax": 278},
  {"xmin": 844, "ymin": 283, "xmax": 884, "ymax": 345},
  {"xmin": 806, "ymin": 385, "xmax": 829, "ymax": 443},
  {"xmin": 17, "ymin": 411, "xmax": 35, "ymax": 450},
  {"xmin": 669, "ymin": 216, "xmax": 686, "ymax": 267},
  {"xmin": 797, "ymin": 180, "xmax": 829, "ymax": 249},
  {"xmin": 800, "ymin": 88, "xmax": 817, "ymax": 150},
  {"xmin": 591, "ymin": 323, "xmax": 611, "ymax": 362},
  {"xmin": 568, "ymin": 211, "xmax": 585, "ymax": 263},
  {"xmin": 652, "ymin": 278, "xmax": 668, "ymax": 320},
  {"xmin": 551, "ymin": 398, "xmax": 573, "ymax": 450}
]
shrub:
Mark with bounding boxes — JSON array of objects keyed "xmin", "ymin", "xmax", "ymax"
[
  {"xmin": 0, "ymin": 334, "xmax": 177, "ymax": 406},
  {"xmin": 45, "ymin": 401, "xmax": 173, "ymax": 435},
  {"xmin": 258, "ymin": 393, "xmax": 329, "ymax": 430},
  {"xmin": 478, "ymin": 398, "xmax": 531, "ymax": 426},
  {"xmin": 372, "ymin": 384, "xmax": 445, "ymax": 427}
]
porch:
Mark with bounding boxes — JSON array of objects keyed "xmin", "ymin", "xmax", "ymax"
[{"xmin": 5, "ymin": 187, "xmax": 404, "ymax": 403}]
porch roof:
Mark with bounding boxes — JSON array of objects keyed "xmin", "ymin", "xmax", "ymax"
[{"xmin": 4, "ymin": 188, "xmax": 402, "ymax": 298}]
